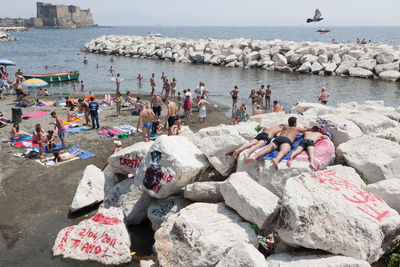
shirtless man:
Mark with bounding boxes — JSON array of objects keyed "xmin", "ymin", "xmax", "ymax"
[
  {"xmin": 78, "ymin": 98, "xmax": 91, "ymax": 125},
  {"xmin": 265, "ymin": 85, "xmax": 271, "ymax": 110},
  {"xmin": 150, "ymin": 73, "xmax": 156, "ymax": 95},
  {"xmin": 163, "ymin": 98, "xmax": 178, "ymax": 136},
  {"xmin": 287, "ymin": 126, "xmax": 330, "ymax": 171},
  {"xmin": 51, "ymin": 111, "xmax": 66, "ymax": 150},
  {"xmin": 232, "ymin": 125, "xmax": 282, "ymax": 161},
  {"xmin": 116, "ymin": 73, "xmax": 121, "ymax": 93},
  {"xmin": 245, "ymin": 117, "xmax": 310, "ymax": 170},
  {"xmin": 109, "ymin": 66, "xmax": 115, "ymax": 77},
  {"xmin": 259, "ymin": 85, "xmax": 266, "ymax": 107},
  {"xmin": 67, "ymin": 106, "xmax": 78, "ymax": 122},
  {"xmin": 137, "ymin": 105, "xmax": 156, "ymax": 142},
  {"xmin": 230, "ymin": 85, "xmax": 239, "ymax": 111},
  {"xmin": 151, "ymin": 93, "xmax": 163, "ymax": 118},
  {"xmin": 15, "ymin": 69, "xmax": 23, "ymax": 79},
  {"xmin": 318, "ymin": 87, "xmax": 330, "ymax": 105},
  {"xmin": 271, "ymin": 100, "xmax": 284, "ymax": 112}
]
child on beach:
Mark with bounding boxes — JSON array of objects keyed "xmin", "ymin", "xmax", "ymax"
[
  {"xmin": 184, "ymin": 94, "xmax": 192, "ymax": 123},
  {"xmin": 115, "ymin": 92, "xmax": 122, "ymax": 117},
  {"xmin": 46, "ymin": 130, "xmax": 56, "ymax": 152},
  {"xmin": 33, "ymin": 124, "xmax": 46, "ymax": 157},
  {"xmin": 177, "ymin": 92, "xmax": 182, "ymax": 112},
  {"xmin": 113, "ymin": 140, "xmax": 123, "ymax": 153}
]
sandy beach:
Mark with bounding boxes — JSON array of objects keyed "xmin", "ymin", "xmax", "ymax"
[{"xmin": 0, "ymin": 92, "xmax": 230, "ymax": 266}]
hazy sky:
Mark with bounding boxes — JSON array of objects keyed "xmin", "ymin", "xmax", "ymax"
[{"xmin": 2, "ymin": 0, "xmax": 400, "ymax": 27}]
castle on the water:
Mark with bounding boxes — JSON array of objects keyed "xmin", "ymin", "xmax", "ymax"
[{"xmin": 0, "ymin": 2, "xmax": 95, "ymax": 28}]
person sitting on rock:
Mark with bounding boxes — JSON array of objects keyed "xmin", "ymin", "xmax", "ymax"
[
  {"xmin": 245, "ymin": 117, "xmax": 311, "ymax": 170},
  {"xmin": 232, "ymin": 125, "xmax": 283, "ymax": 161},
  {"xmin": 287, "ymin": 126, "xmax": 330, "ymax": 171},
  {"xmin": 271, "ymin": 100, "xmax": 284, "ymax": 113}
]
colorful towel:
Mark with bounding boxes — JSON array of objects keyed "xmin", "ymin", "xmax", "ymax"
[
  {"xmin": 258, "ymin": 134, "xmax": 304, "ymax": 161},
  {"xmin": 63, "ymin": 118, "xmax": 82, "ymax": 125},
  {"xmin": 97, "ymin": 128, "xmax": 125, "ymax": 137},
  {"xmin": 9, "ymin": 135, "xmax": 32, "ymax": 143},
  {"xmin": 65, "ymin": 126, "xmax": 91, "ymax": 134},
  {"xmin": 114, "ymin": 125, "xmax": 136, "ymax": 133},
  {"xmin": 292, "ymin": 139, "xmax": 335, "ymax": 170},
  {"xmin": 38, "ymin": 101, "xmax": 54, "ymax": 107},
  {"xmin": 21, "ymin": 112, "xmax": 49, "ymax": 118},
  {"xmin": 68, "ymin": 146, "xmax": 95, "ymax": 160},
  {"xmin": 32, "ymin": 142, "xmax": 68, "ymax": 152}
]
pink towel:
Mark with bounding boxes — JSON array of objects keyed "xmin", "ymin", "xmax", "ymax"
[
  {"xmin": 22, "ymin": 112, "xmax": 50, "ymax": 118},
  {"xmin": 97, "ymin": 128, "xmax": 125, "ymax": 137},
  {"xmin": 294, "ymin": 139, "xmax": 335, "ymax": 170}
]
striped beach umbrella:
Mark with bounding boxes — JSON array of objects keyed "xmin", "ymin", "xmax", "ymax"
[
  {"xmin": 0, "ymin": 59, "xmax": 16, "ymax": 66},
  {"xmin": 22, "ymin": 78, "xmax": 48, "ymax": 88}
]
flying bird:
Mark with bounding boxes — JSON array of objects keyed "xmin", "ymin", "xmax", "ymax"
[
  {"xmin": 307, "ymin": 9, "xmax": 323, "ymax": 23},
  {"xmin": 317, "ymin": 29, "xmax": 331, "ymax": 34}
]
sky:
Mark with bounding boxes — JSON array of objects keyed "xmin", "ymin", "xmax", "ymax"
[{"xmin": 2, "ymin": 0, "xmax": 400, "ymax": 27}]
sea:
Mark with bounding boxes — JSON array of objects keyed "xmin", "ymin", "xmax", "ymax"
[{"xmin": 2, "ymin": 26, "xmax": 400, "ymax": 111}]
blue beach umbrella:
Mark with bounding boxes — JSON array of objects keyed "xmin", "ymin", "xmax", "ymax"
[{"xmin": 0, "ymin": 59, "xmax": 16, "ymax": 66}]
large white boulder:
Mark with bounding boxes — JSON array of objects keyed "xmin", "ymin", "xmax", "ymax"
[
  {"xmin": 323, "ymin": 62, "xmax": 337, "ymax": 75},
  {"xmin": 266, "ymin": 252, "xmax": 371, "ymax": 266},
  {"xmin": 154, "ymin": 203, "xmax": 258, "ymax": 267},
  {"xmin": 375, "ymin": 62, "xmax": 399, "ymax": 74},
  {"xmin": 379, "ymin": 70, "xmax": 400, "ymax": 81},
  {"xmin": 192, "ymin": 124, "xmax": 239, "ymax": 146},
  {"xmin": 183, "ymin": 181, "xmax": 224, "ymax": 203},
  {"xmin": 134, "ymin": 136, "xmax": 209, "ymax": 198},
  {"xmin": 348, "ymin": 67, "xmax": 374, "ymax": 79},
  {"xmin": 221, "ymin": 172, "xmax": 280, "ymax": 229},
  {"xmin": 103, "ymin": 178, "xmax": 152, "ymax": 225},
  {"xmin": 344, "ymin": 112, "xmax": 397, "ymax": 135},
  {"xmin": 147, "ymin": 195, "xmax": 191, "ymax": 231},
  {"xmin": 298, "ymin": 62, "xmax": 311, "ymax": 74},
  {"xmin": 277, "ymin": 171, "xmax": 400, "ymax": 263},
  {"xmin": 335, "ymin": 55, "xmax": 357, "ymax": 75},
  {"xmin": 230, "ymin": 121, "xmax": 258, "ymax": 141},
  {"xmin": 52, "ymin": 207, "xmax": 131, "ymax": 265},
  {"xmin": 325, "ymin": 165, "xmax": 366, "ymax": 188},
  {"xmin": 197, "ymin": 134, "xmax": 247, "ymax": 176},
  {"xmin": 108, "ymin": 142, "xmax": 153, "ymax": 175},
  {"xmin": 189, "ymin": 51, "xmax": 204, "ymax": 63},
  {"xmin": 376, "ymin": 127, "xmax": 400, "ymax": 144},
  {"xmin": 356, "ymin": 58, "xmax": 376, "ymax": 71},
  {"xmin": 376, "ymin": 51, "xmax": 394, "ymax": 64},
  {"xmin": 366, "ymin": 179, "xmax": 400, "ymax": 214},
  {"xmin": 272, "ymin": 53, "xmax": 287, "ymax": 66},
  {"xmin": 216, "ymin": 242, "xmax": 268, "ymax": 267},
  {"xmin": 337, "ymin": 136, "xmax": 400, "ymax": 183},
  {"xmin": 70, "ymin": 165, "xmax": 115, "ymax": 213},
  {"xmin": 244, "ymin": 51, "xmax": 260, "ymax": 65}
]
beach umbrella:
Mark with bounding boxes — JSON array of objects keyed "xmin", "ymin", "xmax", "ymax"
[
  {"xmin": 22, "ymin": 78, "xmax": 48, "ymax": 96},
  {"xmin": 0, "ymin": 59, "xmax": 16, "ymax": 66}
]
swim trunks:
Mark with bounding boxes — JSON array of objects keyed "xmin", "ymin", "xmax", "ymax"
[
  {"xmin": 144, "ymin": 122, "xmax": 153, "ymax": 129},
  {"xmin": 168, "ymin": 115, "xmax": 178, "ymax": 127},
  {"xmin": 152, "ymin": 106, "xmax": 161, "ymax": 116},
  {"xmin": 321, "ymin": 100, "xmax": 328, "ymax": 105},
  {"xmin": 58, "ymin": 129, "xmax": 65, "ymax": 140},
  {"xmin": 232, "ymin": 95, "xmax": 238, "ymax": 100},
  {"xmin": 265, "ymin": 96, "xmax": 271, "ymax": 100},
  {"xmin": 298, "ymin": 139, "xmax": 315, "ymax": 149},
  {"xmin": 255, "ymin": 132, "xmax": 271, "ymax": 144},
  {"xmin": 273, "ymin": 136, "xmax": 292, "ymax": 147}
]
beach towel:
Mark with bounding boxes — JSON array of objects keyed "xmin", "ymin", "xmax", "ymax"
[
  {"xmin": 9, "ymin": 135, "xmax": 32, "ymax": 143},
  {"xmin": 36, "ymin": 153, "xmax": 79, "ymax": 167},
  {"xmin": 21, "ymin": 112, "xmax": 49, "ymax": 118},
  {"xmin": 63, "ymin": 118, "xmax": 82, "ymax": 125},
  {"xmin": 292, "ymin": 139, "xmax": 335, "ymax": 170},
  {"xmin": 65, "ymin": 126, "xmax": 91, "ymax": 134},
  {"xmin": 38, "ymin": 101, "xmax": 54, "ymax": 107},
  {"xmin": 68, "ymin": 146, "xmax": 95, "ymax": 160},
  {"xmin": 97, "ymin": 128, "xmax": 125, "ymax": 137},
  {"xmin": 114, "ymin": 125, "xmax": 136, "ymax": 133},
  {"xmin": 32, "ymin": 142, "xmax": 68, "ymax": 152},
  {"xmin": 258, "ymin": 134, "xmax": 304, "ymax": 161}
]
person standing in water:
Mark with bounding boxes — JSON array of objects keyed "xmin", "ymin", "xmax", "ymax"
[
  {"xmin": 80, "ymin": 80, "xmax": 85, "ymax": 92},
  {"xmin": 150, "ymin": 73, "xmax": 156, "ymax": 95},
  {"xmin": 109, "ymin": 66, "xmax": 115, "ymax": 77},
  {"xmin": 265, "ymin": 85, "xmax": 272, "ymax": 110},
  {"xmin": 230, "ymin": 86, "xmax": 240, "ymax": 113},
  {"xmin": 83, "ymin": 57, "xmax": 88, "ymax": 64},
  {"xmin": 170, "ymin": 78, "xmax": 177, "ymax": 101},
  {"xmin": 318, "ymin": 87, "xmax": 331, "ymax": 105},
  {"xmin": 116, "ymin": 73, "xmax": 121, "ymax": 94}
]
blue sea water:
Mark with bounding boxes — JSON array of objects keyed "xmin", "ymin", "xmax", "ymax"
[{"xmin": 2, "ymin": 26, "xmax": 400, "ymax": 110}]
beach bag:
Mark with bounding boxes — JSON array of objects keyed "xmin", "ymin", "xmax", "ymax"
[
  {"xmin": 118, "ymin": 133, "xmax": 129, "ymax": 139},
  {"xmin": 26, "ymin": 150, "xmax": 40, "ymax": 159}
]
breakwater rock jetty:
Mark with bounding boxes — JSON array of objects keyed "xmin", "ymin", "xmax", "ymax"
[
  {"xmin": 0, "ymin": 31, "xmax": 17, "ymax": 41},
  {"xmin": 53, "ymin": 100, "xmax": 400, "ymax": 266},
  {"xmin": 0, "ymin": 26, "xmax": 31, "ymax": 32},
  {"xmin": 83, "ymin": 35, "xmax": 400, "ymax": 82}
]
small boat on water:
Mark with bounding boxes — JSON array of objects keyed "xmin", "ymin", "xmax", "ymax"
[
  {"xmin": 23, "ymin": 71, "xmax": 79, "ymax": 83},
  {"xmin": 146, "ymin": 32, "xmax": 162, "ymax": 37}
]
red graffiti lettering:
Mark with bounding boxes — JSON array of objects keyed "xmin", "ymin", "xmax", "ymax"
[
  {"xmin": 102, "ymin": 247, "xmax": 109, "ymax": 258},
  {"xmin": 166, "ymin": 175, "xmax": 173, "ymax": 182},
  {"xmin": 91, "ymin": 213, "xmax": 122, "ymax": 225},
  {"xmin": 310, "ymin": 170, "xmax": 390, "ymax": 222},
  {"xmin": 119, "ymin": 154, "xmax": 142, "ymax": 169},
  {"xmin": 94, "ymin": 245, "xmax": 102, "ymax": 254},
  {"xmin": 78, "ymin": 228, "xmax": 86, "ymax": 237},
  {"xmin": 70, "ymin": 238, "xmax": 81, "ymax": 249}
]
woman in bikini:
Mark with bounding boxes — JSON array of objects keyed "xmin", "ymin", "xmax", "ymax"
[
  {"xmin": 53, "ymin": 149, "xmax": 83, "ymax": 164},
  {"xmin": 248, "ymin": 90, "xmax": 258, "ymax": 112},
  {"xmin": 170, "ymin": 78, "xmax": 177, "ymax": 101},
  {"xmin": 10, "ymin": 123, "xmax": 31, "ymax": 140}
]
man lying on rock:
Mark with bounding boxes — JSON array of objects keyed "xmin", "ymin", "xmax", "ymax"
[
  {"xmin": 231, "ymin": 125, "xmax": 283, "ymax": 161},
  {"xmin": 287, "ymin": 125, "xmax": 330, "ymax": 171},
  {"xmin": 245, "ymin": 117, "xmax": 311, "ymax": 169}
]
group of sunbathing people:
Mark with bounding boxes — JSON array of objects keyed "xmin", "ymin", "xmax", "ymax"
[{"xmin": 232, "ymin": 116, "xmax": 329, "ymax": 171}]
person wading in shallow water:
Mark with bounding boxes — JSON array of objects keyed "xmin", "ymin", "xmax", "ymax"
[
  {"xmin": 318, "ymin": 87, "xmax": 331, "ymax": 105},
  {"xmin": 230, "ymin": 85, "xmax": 240, "ymax": 112}
]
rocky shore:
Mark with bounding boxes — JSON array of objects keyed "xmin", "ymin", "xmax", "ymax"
[
  {"xmin": 83, "ymin": 35, "xmax": 400, "ymax": 82},
  {"xmin": 0, "ymin": 26, "xmax": 30, "ymax": 32},
  {"xmin": 0, "ymin": 31, "xmax": 17, "ymax": 42},
  {"xmin": 52, "ymin": 100, "xmax": 400, "ymax": 266}
]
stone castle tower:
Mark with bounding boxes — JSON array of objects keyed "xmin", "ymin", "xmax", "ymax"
[{"xmin": 32, "ymin": 2, "xmax": 94, "ymax": 28}]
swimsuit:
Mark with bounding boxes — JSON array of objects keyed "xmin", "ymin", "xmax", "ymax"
[
  {"xmin": 153, "ymin": 106, "xmax": 161, "ymax": 116},
  {"xmin": 168, "ymin": 115, "xmax": 178, "ymax": 127},
  {"xmin": 58, "ymin": 129, "xmax": 65, "ymax": 139},
  {"xmin": 144, "ymin": 122, "xmax": 153, "ymax": 129},
  {"xmin": 273, "ymin": 136, "xmax": 292, "ymax": 147},
  {"xmin": 298, "ymin": 139, "xmax": 315, "ymax": 149},
  {"xmin": 255, "ymin": 132, "xmax": 271, "ymax": 144},
  {"xmin": 321, "ymin": 100, "xmax": 328, "ymax": 104},
  {"xmin": 232, "ymin": 95, "xmax": 238, "ymax": 100}
]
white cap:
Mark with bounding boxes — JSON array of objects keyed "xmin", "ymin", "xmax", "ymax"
[{"xmin": 114, "ymin": 140, "xmax": 122, "ymax": 147}]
